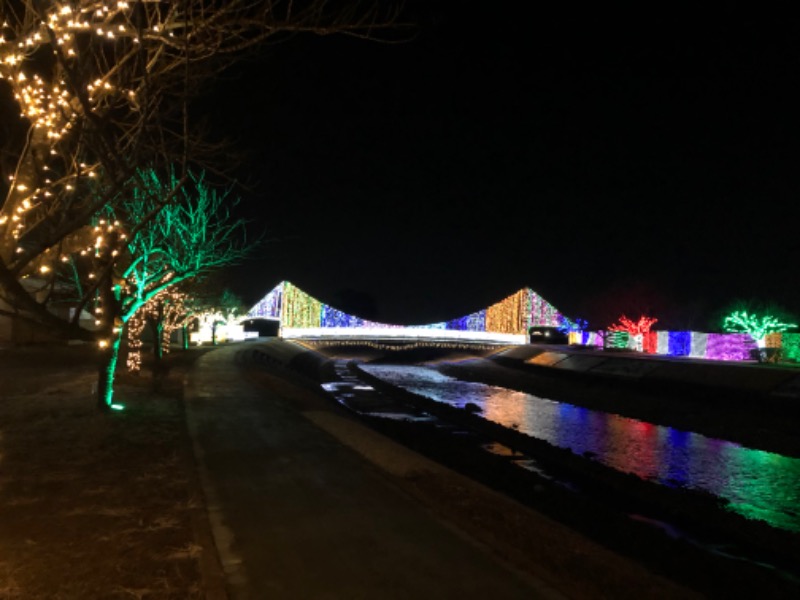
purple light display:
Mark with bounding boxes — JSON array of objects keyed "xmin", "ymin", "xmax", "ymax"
[
  {"xmin": 247, "ymin": 284, "xmax": 283, "ymax": 319},
  {"xmin": 705, "ymin": 333, "xmax": 757, "ymax": 361}
]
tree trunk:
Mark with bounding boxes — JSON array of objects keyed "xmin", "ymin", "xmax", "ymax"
[
  {"xmin": 97, "ymin": 331, "xmax": 123, "ymax": 410},
  {"xmin": 153, "ymin": 321, "xmax": 164, "ymax": 360},
  {"xmin": 182, "ymin": 325, "xmax": 189, "ymax": 350}
]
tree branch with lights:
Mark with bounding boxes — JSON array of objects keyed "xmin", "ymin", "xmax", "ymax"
[
  {"xmin": 722, "ymin": 310, "xmax": 797, "ymax": 348},
  {"xmin": 607, "ymin": 314, "xmax": 658, "ymax": 352},
  {"xmin": 90, "ymin": 168, "xmax": 253, "ymax": 409},
  {"xmin": 126, "ymin": 286, "xmax": 190, "ymax": 374},
  {"xmin": 0, "ymin": 0, "xmax": 406, "ymax": 408},
  {"xmin": 608, "ymin": 314, "xmax": 658, "ymax": 336}
]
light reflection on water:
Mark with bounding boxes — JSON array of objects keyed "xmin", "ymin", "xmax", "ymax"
[{"xmin": 360, "ymin": 364, "xmax": 800, "ymax": 533}]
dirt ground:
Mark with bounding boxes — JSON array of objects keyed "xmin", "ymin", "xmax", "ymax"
[{"xmin": 0, "ymin": 343, "xmax": 214, "ymax": 599}]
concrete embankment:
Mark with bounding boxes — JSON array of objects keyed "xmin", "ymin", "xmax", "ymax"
[
  {"xmin": 241, "ymin": 338, "xmax": 800, "ymax": 598},
  {"xmin": 444, "ymin": 345, "xmax": 800, "ymax": 457},
  {"xmin": 494, "ymin": 344, "xmax": 800, "ymax": 400},
  {"xmin": 246, "ymin": 338, "xmax": 800, "ymax": 456}
]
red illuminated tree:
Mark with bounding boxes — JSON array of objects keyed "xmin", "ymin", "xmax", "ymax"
[
  {"xmin": 608, "ymin": 314, "xmax": 659, "ymax": 336},
  {"xmin": 607, "ymin": 314, "xmax": 659, "ymax": 352}
]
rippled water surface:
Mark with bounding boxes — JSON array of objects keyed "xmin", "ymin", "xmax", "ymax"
[{"xmin": 360, "ymin": 364, "xmax": 800, "ymax": 533}]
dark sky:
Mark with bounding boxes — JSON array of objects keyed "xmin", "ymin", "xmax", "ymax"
[{"xmin": 203, "ymin": 3, "xmax": 800, "ymax": 329}]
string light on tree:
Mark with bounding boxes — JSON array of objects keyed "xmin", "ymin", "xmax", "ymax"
[
  {"xmin": 722, "ymin": 311, "xmax": 797, "ymax": 349},
  {"xmin": 0, "ymin": 1, "xmax": 409, "ymax": 411},
  {"xmin": 608, "ymin": 314, "xmax": 658, "ymax": 352},
  {"xmin": 126, "ymin": 287, "xmax": 189, "ymax": 372}
]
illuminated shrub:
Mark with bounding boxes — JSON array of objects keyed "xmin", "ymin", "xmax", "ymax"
[{"xmin": 782, "ymin": 333, "xmax": 800, "ymax": 362}]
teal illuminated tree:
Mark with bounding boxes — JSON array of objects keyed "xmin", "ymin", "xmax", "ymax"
[
  {"xmin": 89, "ymin": 168, "xmax": 253, "ymax": 409},
  {"xmin": 722, "ymin": 310, "xmax": 797, "ymax": 348}
]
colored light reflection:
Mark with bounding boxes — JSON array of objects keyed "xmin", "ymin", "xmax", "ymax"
[
  {"xmin": 662, "ymin": 428, "xmax": 692, "ymax": 487},
  {"xmin": 361, "ymin": 364, "xmax": 800, "ymax": 533}
]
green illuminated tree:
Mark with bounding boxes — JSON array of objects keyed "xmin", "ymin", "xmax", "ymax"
[
  {"xmin": 93, "ymin": 168, "xmax": 253, "ymax": 408},
  {"xmin": 722, "ymin": 310, "xmax": 797, "ymax": 348}
]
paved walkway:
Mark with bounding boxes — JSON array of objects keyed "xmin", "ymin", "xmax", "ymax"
[{"xmin": 184, "ymin": 342, "xmax": 565, "ymax": 600}]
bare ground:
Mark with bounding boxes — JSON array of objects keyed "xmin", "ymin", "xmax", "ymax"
[{"xmin": 0, "ymin": 343, "xmax": 214, "ymax": 599}]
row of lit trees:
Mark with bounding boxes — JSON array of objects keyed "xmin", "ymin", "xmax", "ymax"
[
  {"xmin": 559, "ymin": 309, "xmax": 798, "ymax": 351},
  {"xmin": 125, "ymin": 286, "xmax": 246, "ymax": 374},
  {"xmin": 0, "ymin": 1, "xmax": 405, "ymax": 409},
  {"xmin": 93, "ymin": 168, "xmax": 254, "ymax": 407}
]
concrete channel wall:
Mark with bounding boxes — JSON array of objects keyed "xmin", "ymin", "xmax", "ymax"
[
  {"xmin": 495, "ymin": 345, "xmax": 800, "ymax": 400},
  {"xmin": 251, "ymin": 338, "xmax": 800, "ymax": 456}
]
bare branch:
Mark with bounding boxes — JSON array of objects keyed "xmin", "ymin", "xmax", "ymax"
[{"xmin": 0, "ymin": 0, "xmax": 406, "ymax": 342}]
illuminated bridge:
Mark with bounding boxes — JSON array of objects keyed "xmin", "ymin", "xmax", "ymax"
[{"xmin": 245, "ymin": 281, "xmax": 567, "ymax": 345}]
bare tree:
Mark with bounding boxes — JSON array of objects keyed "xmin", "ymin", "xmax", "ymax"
[
  {"xmin": 0, "ymin": 1, "xmax": 405, "ymax": 341},
  {"xmin": 78, "ymin": 167, "xmax": 252, "ymax": 408}
]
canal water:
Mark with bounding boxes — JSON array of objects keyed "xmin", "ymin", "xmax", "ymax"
[{"xmin": 359, "ymin": 363, "xmax": 800, "ymax": 534}]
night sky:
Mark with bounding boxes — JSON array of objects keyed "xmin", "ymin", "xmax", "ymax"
[{"xmin": 202, "ymin": 3, "xmax": 800, "ymax": 329}]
